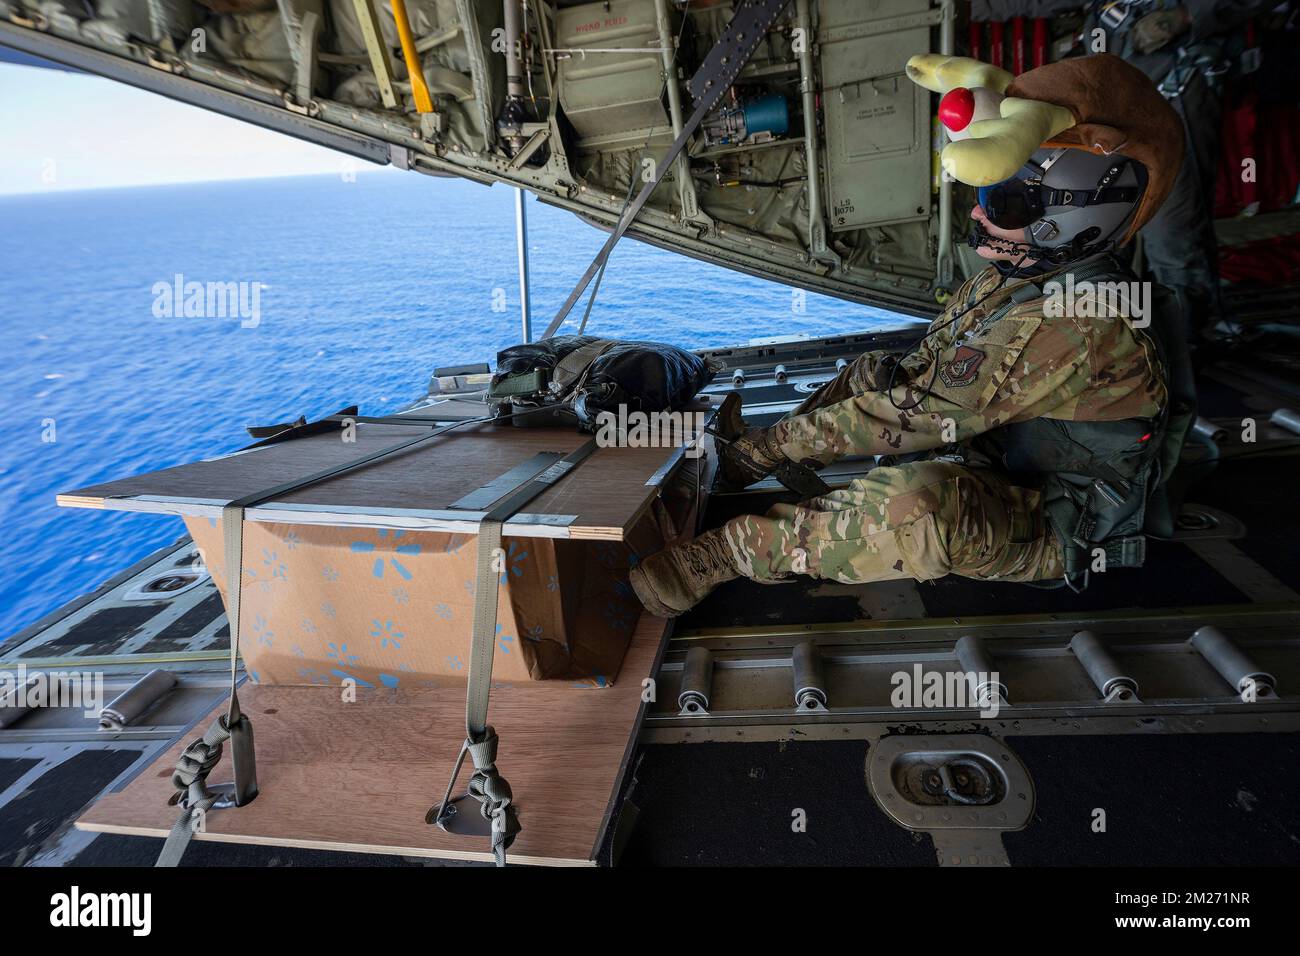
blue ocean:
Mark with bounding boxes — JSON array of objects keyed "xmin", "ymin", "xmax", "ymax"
[{"xmin": 0, "ymin": 172, "xmax": 913, "ymax": 639}]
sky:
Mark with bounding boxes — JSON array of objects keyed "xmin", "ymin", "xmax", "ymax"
[{"xmin": 0, "ymin": 61, "xmax": 369, "ymax": 194}]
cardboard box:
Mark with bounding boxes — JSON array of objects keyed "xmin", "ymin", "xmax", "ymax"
[{"xmin": 183, "ymin": 463, "xmax": 699, "ymax": 688}]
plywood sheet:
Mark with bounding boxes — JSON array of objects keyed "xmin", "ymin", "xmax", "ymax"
[
  {"xmin": 58, "ymin": 421, "xmax": 697, "ymax": 540},
  {"xmin": 77, "ymin": 613, "xmax": 669, "ymax": 865}
]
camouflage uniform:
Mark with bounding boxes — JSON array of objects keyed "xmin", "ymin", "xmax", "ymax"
[{"xmin": 719, "ymin": 262, "xmax": 1167, "ymax": 586}]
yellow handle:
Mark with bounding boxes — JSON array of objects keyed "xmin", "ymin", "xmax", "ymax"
[{"xmin": 392, "ymin": 0, "xmax": 433, "ymax": 114}]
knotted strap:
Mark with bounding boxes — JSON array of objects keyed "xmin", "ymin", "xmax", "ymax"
[
  {"xmin": 465, "ymin": 727, "xmax": 521, "ymax": 865},
  {"xmin": 155, "ymin": 715, "xmax": 233, "ymax": 867},
  {"xmin": 428, "ymin": 518, "xmax": 522, "ymax": 866},
  {"xmin": 156, "ymin": 502, "xmax": 261, "ymax": 866}
]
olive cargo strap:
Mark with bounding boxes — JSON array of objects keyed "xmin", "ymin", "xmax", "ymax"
[
  {"xmin": 488, "ymin": 368, "xmax": 550, "ymax": 400},
  {"xmin": 430, "ymin": 437, "xmax": 599, "ymax": 866},
  {"xmin": 548, "ymin": 338, "xmax": 617, "ymax": 399}
]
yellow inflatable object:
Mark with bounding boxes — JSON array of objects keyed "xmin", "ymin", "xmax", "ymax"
[
  {"xmin": 905, "ymin": 54, "xmax": 1013, "ymax": 96},
  {"xmin": 940, "ymin": 97, "xmax": 1077, "ymax": 186},
  {"xmin": 907, "ymin": 52, "xmax": 1184, "ymax": 242}
]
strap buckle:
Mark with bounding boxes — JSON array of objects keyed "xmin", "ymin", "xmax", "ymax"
[
  {"xmin": 1106, "ymin": 534, "xmax": 1147, "ymax": 568},
  {"xmin": 1099, "ymin": 2, "xmax": 1134, "ymax": 31},
  {"xmin": 772, "ymin": 459, "xmax": 832, "ymax": 499}
]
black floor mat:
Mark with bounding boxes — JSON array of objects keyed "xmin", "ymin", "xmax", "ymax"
[
  {"xmin": 0, "ymin": 750, "xmax": 139, "ymax": 867},
  {"xmin": 617, "ymin": 740, "xmax": 935, "ymax": 866},
  {"xmin": 1002, "ymin": 732, "xmax": 1300, "ymax": 866},
  {"xmin": 915, "ymin": 538, "xmax": 1245, "ymax": 617},
  {"xmin": 613, "ymin": 733, "xmax": 1300, "ymax": 866},
  {"xmin": 0, "ymin": 758, "xmax": 39, "ymax": 796}
]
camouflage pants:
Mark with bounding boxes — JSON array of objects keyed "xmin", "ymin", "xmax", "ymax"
[
  {"xmin": 720, "ymin": 356, "xmax": 1064, "ymax": 585},
  {"xmin": 720, "ymin": 460, "xmax": 1063, "ymax": 585}
]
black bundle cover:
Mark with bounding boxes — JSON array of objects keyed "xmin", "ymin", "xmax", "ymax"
[{"xmin": 493, "ymin": 335, "xmax": 715, "ymax": 416}]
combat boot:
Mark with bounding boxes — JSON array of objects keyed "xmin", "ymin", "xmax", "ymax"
[
  {"xmin": 711, "ymin": 392, "xmax": 785, "ymax": 490},
  {"xmin": 630, "ymin": 527, "xmax": 742, "ymax": 617}
]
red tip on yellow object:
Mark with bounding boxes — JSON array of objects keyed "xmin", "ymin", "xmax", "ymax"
[{"xmin": 939, "ymin": 88, "xmax": 975, "ymax": 131}]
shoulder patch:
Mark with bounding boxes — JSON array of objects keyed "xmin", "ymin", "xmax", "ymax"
[{"xmin": 938, "ymin": 345, "xmax": 986, "ymax": 388}]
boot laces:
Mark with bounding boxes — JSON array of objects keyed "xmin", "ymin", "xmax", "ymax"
[
  {"xmin": 680, "ymin": 531, "xmax": 735, "ymax": 581},
  {"xmin": 729, "ymin": 429, "xmax": 783, "ymax": 476}
]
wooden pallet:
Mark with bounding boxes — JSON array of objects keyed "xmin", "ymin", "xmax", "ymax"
[
  {"xmin": 77, "ymin": 613, "xmax": 670, "ymax": 866},
  {"xmin": 59, "ymin": 420, "xmax": 698, "ymax": 541}
]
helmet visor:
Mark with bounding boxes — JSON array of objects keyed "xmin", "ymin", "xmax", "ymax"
[{"xmin": 978, "ymin": 178, "xmax": 1045, "ymax": 230}]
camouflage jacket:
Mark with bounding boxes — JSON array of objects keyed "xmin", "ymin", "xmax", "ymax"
[{"xmin": 836, "ymin": 262, "xmax": 1167, "ymax": 458}]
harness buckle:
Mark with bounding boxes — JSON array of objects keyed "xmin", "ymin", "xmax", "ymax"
[
  {"xmin": 1107, "ymin": 535, "xmax": 1147, "ymax": 568},
  {"xmin": 1099, "ymin": 2, "xmax": 1134, "ymax": 31}
]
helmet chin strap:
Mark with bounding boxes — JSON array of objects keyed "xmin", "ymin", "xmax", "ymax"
[
  {"xmin": 968, "ymin": 223, "xmax": 1112, "ymax": 267},
  {"xmin": 967, "ymin": 223, "xmax": 1038, "ymax": 261}
]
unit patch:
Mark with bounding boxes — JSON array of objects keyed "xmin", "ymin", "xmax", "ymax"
[{"xmin": 938, "ymin": 346, "xmax": 987, "ymax": 388}]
